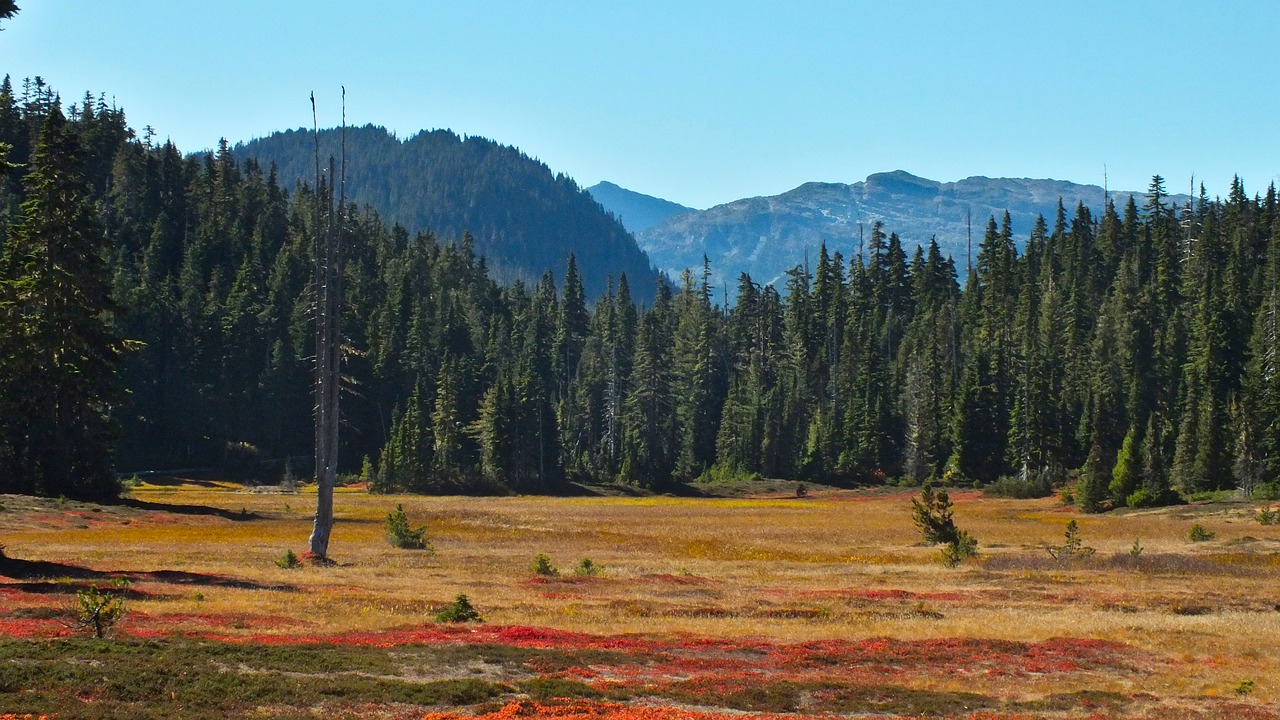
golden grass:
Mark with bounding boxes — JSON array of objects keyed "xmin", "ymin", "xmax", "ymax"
[{"xmin": 3, "ymin": 484, "xmax": 1280, "ymax": 704}]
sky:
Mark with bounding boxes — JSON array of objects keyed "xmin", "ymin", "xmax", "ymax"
[{"xmin": 2, "ymin": 1, "xmax": 1278, "ymax": 209}]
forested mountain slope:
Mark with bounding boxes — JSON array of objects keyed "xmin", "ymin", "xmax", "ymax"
[{"xmin": 233, "ymin": 126, "xmax": 661, "ymax": 299}]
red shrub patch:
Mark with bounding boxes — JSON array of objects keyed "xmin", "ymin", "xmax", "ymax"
[
  {"xmin": 779, "ymin": 588, "xmax": 966, "ymax": 603},
  {"xmin": 0, "ymin": 617, "xmax": 70, "ymax": 639},
  {"xmin": 420, "ymin": 699, "xmax": 816, "ymax": 720}
]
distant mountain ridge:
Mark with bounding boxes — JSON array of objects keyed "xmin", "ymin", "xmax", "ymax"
[
  {"xmin": 586, "ymin": 181, "xmax": 696, "ymax": 234},
  {"xmin": 636, "ymin": 170, "xmax": 1187, "ymax": 288},
  {"xmin": 232, "ymin": 126, "xmax": 661, "ymax": 298}
]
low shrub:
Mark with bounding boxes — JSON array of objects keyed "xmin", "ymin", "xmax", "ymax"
[
  {"xmin": 941, "ymin": 530, "xmax": 978, "ymax": 567},
  {"xmin": 985, "ymin": 473, "xmax": 1053, "ymax": 499},
  {"xmin": 385, "ymin": 504, "xmax": 432, "ymax": 551},
  {"xmin": 1129, "ymin": 538, "xmax": 1144, "ymax": 558},
  {"xmin": 1185, "ymin": 489, "xmax": 1237, "ymax": 503},
  {"xmin": 1126, "ymin": 488, "xmax": 1156, "ymax": 508},
  {"xmin": 1127, "ymin": 486, "xmax": 1185, "ymax": 508},
  {"xmin": 73, "ymin": 584, "xmax": 126, "ymax": 638},
  {"xmin": 912, "ymin": 482, "xmax": 979, "ymax": 567},
  {"xmin": 1188, "ymin": 523, "xmax": 1216, "ymax": 542},
  {"xmin": 223, "ymin": 441, "xmax": 265, "ymax": 483},
  {"xmin": 518, "ymin": 677, "xmax": 602, "ymax": 701},
  {"xmin": 1047, "ymin": 520, "xmax": 1095, "ymax": 560},
  {"xmin": 698, "ymin": 463, "xmax": 763, "ymax": 484},
  {"xmin": 531, "ymin": 553, "xmax": 558, "ymax": 577},
  {"xmin": 573, "ymin": 558, "xmax": 601, "ymax": 577},
  {"xmin": 275, "ymin": 549, "xmax": 302, "ymax": 569},
  {"xmin": 435, "ymin": 594, "xmax": 482, "ymax": 623},
  {"xmin": 1255, "ymin": 480, "xmax": 1280, "ymax": 501}
]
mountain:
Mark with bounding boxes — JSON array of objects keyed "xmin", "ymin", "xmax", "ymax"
[
  {"xmin": 638, "ymin": 170, "xmax": 1186, "ymax": 288},
  {"xmin": 586, "ymin": 181, "xmax": 697, "ymax": 234},
  {"xmin": 232, "ymin": 126, "xmax": 661, "ymax": 298}
]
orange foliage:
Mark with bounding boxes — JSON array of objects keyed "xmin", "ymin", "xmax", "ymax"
[
  {"xmin": 419, "ymin": 701, "xmax": 1063, "ymax": 720},
  {"xmin": 421, "ymin": 699, "xmax": 812, "ymax": 720}
]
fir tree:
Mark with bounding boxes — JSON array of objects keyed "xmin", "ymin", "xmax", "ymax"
[{"xmin": 0, "ymin": 106, "xmax": 132, "ymax": 499}]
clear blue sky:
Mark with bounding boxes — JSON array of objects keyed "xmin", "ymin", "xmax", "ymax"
[{"xmin": 2, "ymin": 1, "xmax": 1277, "ymax": 209}]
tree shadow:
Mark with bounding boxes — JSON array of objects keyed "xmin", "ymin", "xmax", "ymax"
[
  {"xmin": 0, "ymin": 556, "xmax": 295, "ymax": 592},
  {"xmin": 116, "ymin": 497, "xmax": 261, "ymax": 522},
  {"xmin": 120, "ymin": 473, "xmax": 222, "ymax": 487},
  {"xmin": 1, "ymin": 580, "xmax": 182, "ymax": 601}
]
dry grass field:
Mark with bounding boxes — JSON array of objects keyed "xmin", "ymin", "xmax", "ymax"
[{"xmin": 2, "ymin": 479, "xmax": 1280, "ymax": 718}]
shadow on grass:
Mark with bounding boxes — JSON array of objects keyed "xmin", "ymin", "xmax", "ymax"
[
  {"xmin": 0, "ymin": 556, "xmax": 296, "ymax": 592},
  {"xmin": 117, "ymin": 497, "xmax": 261, "ymax": 522},
  {"xmin": 119, "ymin": 472, "xmax": 222, "ymax": 487},
  {"xmin": 1, "ymin": 580, "xmax": 181, "ymax": 601}
]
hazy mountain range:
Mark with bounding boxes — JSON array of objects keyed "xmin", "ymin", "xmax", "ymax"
[
  {"xmin": 585, "ymin": 181, "xmax": 697, "ymax": 234},
  {"xmin": 595, "ymin": 171, "xmax": 1186, "ymax": 289}
]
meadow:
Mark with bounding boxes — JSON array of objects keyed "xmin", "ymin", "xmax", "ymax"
[{"xmin": 2, "ymin": 479, "xmax": 1279, "ymax": 718}]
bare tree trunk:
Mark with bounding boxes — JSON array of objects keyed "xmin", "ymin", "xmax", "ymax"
[{"xmin": 309, "ymin": 91, "xmax": 344, "ymax": 559}]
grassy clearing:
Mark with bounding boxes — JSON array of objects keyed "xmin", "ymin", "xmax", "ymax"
[{"xmin": 2, "ymin": 483, "xmax": 1280, "ymax": 717}]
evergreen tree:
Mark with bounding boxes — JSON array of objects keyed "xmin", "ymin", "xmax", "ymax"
[
  {"xmin": 621, "ymin": 282, "xmax": 676, "ymax": 487},
  {"xmin": 672, "ymin": 259, "xmax": 725, "ymax": 480},
  {"xmin": 0, "ymin": 106, "xmax": 132, "ymax": 498},
  {"xmin": 1234, "ymin": 228, "xmax": 1280, "ymax": 493},
  {"xmin": 0, "ymin": 3, "xmax": 18, "ymax": 30},
  {"xmin": 553, "ymin": 254, "xmax": 589, "ymax": 402},
  {"xmin": 431, "ymin": 355, "xmax": 466, "ymax": 487}
]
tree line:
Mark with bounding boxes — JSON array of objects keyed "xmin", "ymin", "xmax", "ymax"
[{"xmin": 2, "ymin": 77, "xmax": 1278, "ymax": 510}]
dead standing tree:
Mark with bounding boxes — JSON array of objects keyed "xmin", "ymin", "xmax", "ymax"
[{"xmin": 309, "ymin": 89, "xmax": 346, "ymax": 560}]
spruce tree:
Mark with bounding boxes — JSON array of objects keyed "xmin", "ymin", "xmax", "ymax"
[
  {"xmin": 621, "ymin": 282, "xmax": 676, "ymax": 487},
  {"xmin": 673, "ymin": 261, "xmax": 722, "ymax": 480},
  {"xmin": 0, "ymin": 106, "xmax": 131, "ymax": 499}
]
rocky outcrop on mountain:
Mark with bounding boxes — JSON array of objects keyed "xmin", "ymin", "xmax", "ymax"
[{"xmin": 637, "ymin": 170, "xmax": 1179, "ymax": 288}]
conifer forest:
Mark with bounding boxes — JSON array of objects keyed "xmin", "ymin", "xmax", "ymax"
[{"xmin": 2, "ymin": 77, "xmax": 1279, "ymax": 512}]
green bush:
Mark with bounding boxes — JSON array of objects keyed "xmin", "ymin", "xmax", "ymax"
[
  {"xmin": 1257, "ymin": 506, "xmax": 1280, "ymax": 525},
  {"xmin": 1255, "ymin": 480, "xmax": 1280, "ymax": 501},
  {"xmin": 1129, "ymin": 538, "xmax": 1144, "ymax": 558},
  {"xmin": 1188, "ymin": 523, "xmax": 1216, "ymax": 542},
  {"xmin": 75, "ymin": 584, "xmax": 125, "ymax": 638},
  {"xmin": 276, "ymin": 549, "xmax": 302, "ymax": 569},
  {"xmin": 698, "ymin": 463, "xmax": 763, "ymax": 484},
  {"xmin": 912, "ymin": 482, "xmax": 979, "ymax": 567},
  {"xmin": 385, "ymin": 504, "xmax": 432, "ymax": 551},
  {"xmin": 1047, "ymin": 520, "xmax": 1096, "ymax": 560},
  {"xmin": 531, "ymin": 553, "xmax": 559, "ymax": 577},
  {"xmin": 573, "ymin": 558, "xmax": 601, "ymax": 577},
  {"xmin": 940, "ymin": 530, "xmax": 978, "ymax": 568},
  {"xmin": 1184, "ymin": 489, "xmax": 1236, "ymax": 503},
  {"xmin": 1126, "ymin": 485, "xmax": 1184, "ymax": 508},
  {"xmin": 435, "ymin": 594, "xmax": 482, "ymax": 623},
  {"xmin": 519, "ymin": 676, "xmax": 602, "ymax": 701},
  {"xmin": 984, "ymin": 473, "xmax": 1053, "ymax": 499},
  {"xmin": 223, "ymin": 441, "xmax": 265, "ymax": 483}
]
